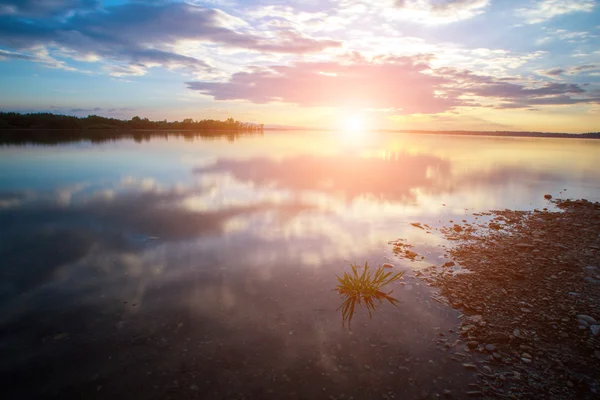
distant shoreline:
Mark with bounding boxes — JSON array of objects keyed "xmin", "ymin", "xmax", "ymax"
[
  {"xmin": 1, "ymin": 127, "xmax": 599, "ymax": 141},
  {"xmin": 263, "ymin": 127, "xmax": 600, "ymax": 139}
]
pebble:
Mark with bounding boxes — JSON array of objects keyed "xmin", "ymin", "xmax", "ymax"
[
  {"xmin": 485, "ymin": 344, "xmax": 496, "ymax": 352},
  {"xmin": 467, "ymin": 341, "xmax": 478, "ymax": 349},
  {"xmin": 515, "ymin": 243, "xmax": 535, "ymax": 250},
  {"xmin": 492, "ymin": 352, "xmax": 502, "ymax": 361},
  {"xmin": 577, "ymin": 315, "xmax": 597, "ymax": 325},
  {"xmin": 462, "ymin": 363, "xmax": 477, "ymax": 370},
  {"xmin": 521, "ymin": 353, "xmax": 532, "ymax": 359}
]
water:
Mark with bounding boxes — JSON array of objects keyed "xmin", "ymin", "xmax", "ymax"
[{"xmin": 1, "ymin": 130, "xmax": 599, "ymax": 399}]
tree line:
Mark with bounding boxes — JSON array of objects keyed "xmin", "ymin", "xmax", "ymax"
[{"xmin": 0, "ymin": 112, "xmax": 264, "ymax": 132}]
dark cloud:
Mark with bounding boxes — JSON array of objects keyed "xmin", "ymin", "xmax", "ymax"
[
  {"xmin": 187, "ymin": 58, "xmax": 600, "ymax": 111},
  {"xmin": 0, "ymin": 49, "xmax": 35, "ymax": 61},
  {"xmin": 71, "ymin": 107, "xmax": 102, "ymax": 113},
  {"xmin": 0, "ymin": 0, "xmax": 98, "ymax": 17},
  {"xmin": 0, "ymin": 2, "xmax": 340, "ymax": 75},
  {"xmin": 187, "ymin": 57, "xmax": 461, "ymax": 113},
  {"xmin": 573, "ymin": 64, "xmax": 597, "ymax": 71},
  {"xmin": 439, "ymin": 67, "xmax": 599, "ymax": 109},
  {"xmin": 545, "ymin": 68, "xmax": 565, "ymax": 76}
]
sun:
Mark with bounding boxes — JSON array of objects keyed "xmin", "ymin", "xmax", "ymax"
[
  {"xmin": 343, "ymin": 114, "xmax": 364, "ymax": 133},
  {"xmin": 340, "ymin": 114, "xmax": 365, "ymax": 136}
]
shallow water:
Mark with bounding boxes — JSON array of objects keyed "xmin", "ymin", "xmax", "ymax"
[{"xmin": 1, "ymin": 131, "xmax": 599, "ymax": 399}]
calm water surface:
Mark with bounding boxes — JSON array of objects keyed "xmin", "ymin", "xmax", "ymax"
[{"xmin": 1, "ymin": 131, "xmax": 599, "ymax": 399}]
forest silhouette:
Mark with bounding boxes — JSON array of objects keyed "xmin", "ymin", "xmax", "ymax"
[{"xmin": 0, "ymin": 112, "xmax": 264, "ymax": 132}]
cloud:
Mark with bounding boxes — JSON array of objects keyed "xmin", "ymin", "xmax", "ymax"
[
  {"xmin": 0, "ymin": 2, "xmax": 340, "ymax": 76},
  {"xmin": 535, "ymin": 28, "xmax": 597, "ymax": 45},
  {"xmin": 70, "ymin": 107, "xmax": 103, "ymax": 113},
  {"xmin": 0, "ymin": 0, "xmax": 98, "ymax": 17},
  {"xmin": 537, "ymin": 64, "xmax": 599, "ymax": 78},
  {"xmin": 394, "ymin": 0, "xmax": 490, "ymax": 23},
  {"xmin": 187, "ymin": 57, "xmax": 462, "ymax": 113},
  {"xmin": 518, "ymin": 0, "xmax": 595, "ymax": 24},
  {"xmin": 545, "ymin": 68, "xmax": 565, "ymax": 76},
  {"xmin": 0, "ymin": 45, "xmax": 76, "ymax": 71},
  {"xmin": 435, "ymin": 67, "xmax": 600, "ymax": 109},
  {"xmin": 187, "ymin": 54, "xmax": 600, "ymax": 112},
  {"xmin": 0, "ymin": 49, "xmax": 35, "ymax": 61}
]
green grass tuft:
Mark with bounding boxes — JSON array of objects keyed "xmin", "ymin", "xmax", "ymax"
[{"xmin": 335, "ymin": 261, "xmax": 405, "ymax": 329}]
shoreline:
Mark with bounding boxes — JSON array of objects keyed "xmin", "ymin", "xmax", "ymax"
[{"xmin": 402, "ymin": 198, "xmax": 600, "ymax": 398}]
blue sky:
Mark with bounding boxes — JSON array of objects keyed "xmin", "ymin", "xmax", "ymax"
[{"xmin": 0, "ymin": 0, "xmax": 599, "ymax": 132}]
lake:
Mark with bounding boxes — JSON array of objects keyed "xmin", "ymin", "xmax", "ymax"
[{"xmin": 1, "ymin": 130, "xmax": 599, "ymax": 399}]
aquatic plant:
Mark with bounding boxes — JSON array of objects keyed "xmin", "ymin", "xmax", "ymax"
[{"xmin": 335, "ymin": 262, "xmax": 405, "ymax": 329}]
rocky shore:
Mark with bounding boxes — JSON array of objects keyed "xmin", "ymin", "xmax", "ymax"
[{"xmin": 403, "ymin": 198, "xmax": 600, "ymax": 399}]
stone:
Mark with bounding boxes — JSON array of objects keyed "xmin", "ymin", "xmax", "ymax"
[
  {"xmin": 590, "ymin": 325, "xmax": 600, "ymax": 336},
  {"xmin": 382, "ymin": 263, "xmax": 394, "ymax": 269},
  {"xmin": 515, "ymin": 243, "xmax": 535, "ymax": 250},
  {"xmin": 544, "ymin": 194, "xmax": 552, "ymax": 200},
  {"xmin": 521, "ymin": 353, "xmax": 532, "ymax": 359},
  {"xmin": 577, "ymin": 315, "xmax": 597, "ymax": 325},
  {"xmin": 487, "ymin": 332, "xmax": 510, "ymax": 343},
  {"xmin": 442, "ymin": 261, "xmax": 455, "ymax": 268},
  {"xmin": 462, "ymin": 363, "xmax": 477, "ymax": 370},
  {"xmin": 467, "ymin": 341, "xmax": 478, "ymax": 349},
  {"xmin": 492, "ymin": 353, "xmax": 502, "ymax": 361},
  {"xmin": 485, "ymin": 344, "xmax": 496, "ymax": 352}
]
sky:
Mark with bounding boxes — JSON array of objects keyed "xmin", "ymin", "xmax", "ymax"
[{"xmin": 0, "ymin": 0, "xmax": 599, "ymax": 132}]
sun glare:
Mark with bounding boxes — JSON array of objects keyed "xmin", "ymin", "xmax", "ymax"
[{"xmin": 343, "ymin": 114, "xmax": 364, "ymax": 133}]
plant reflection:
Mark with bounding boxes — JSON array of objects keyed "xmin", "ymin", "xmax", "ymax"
[{"xmin": 335, "ymin": 262, "xmax": 405, "ymax": 329}]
